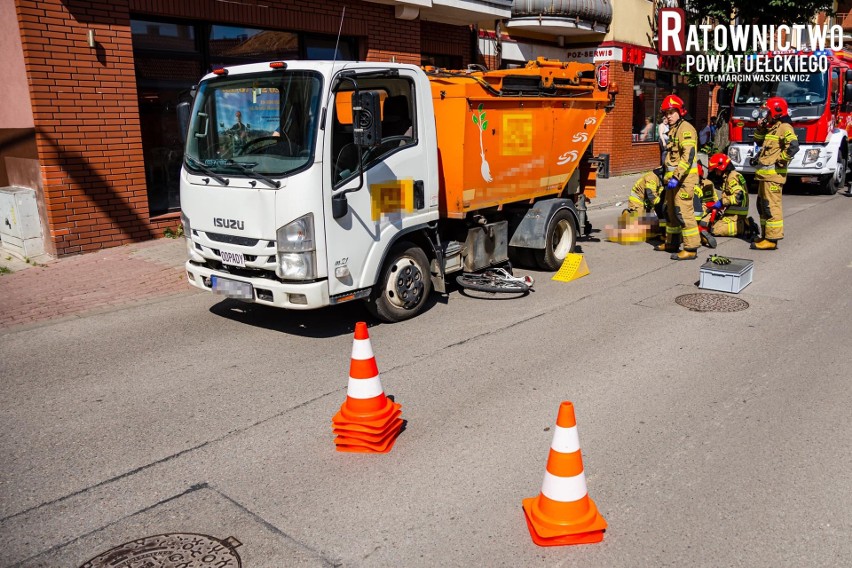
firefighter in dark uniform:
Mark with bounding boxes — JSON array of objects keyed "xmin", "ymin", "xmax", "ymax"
[
  {"xmin": 656, "ymin": 94, "xmax": 701, "ymax": 260},
  {"xmin": 751, "ymin": 96, "xmax": 799, "ymax": 250},
  {"xmin": 705, "ymin": 153, "xmax": 752, "ymax": 237}
]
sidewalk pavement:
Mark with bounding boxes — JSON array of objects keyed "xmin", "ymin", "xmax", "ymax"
[
  {"xmin": 0, "ymin": 237, "xmax": 196, "ymax": 333},
  {"xmin": 0, "ymin": 173, "xmax": 638, "ymax": 332}
]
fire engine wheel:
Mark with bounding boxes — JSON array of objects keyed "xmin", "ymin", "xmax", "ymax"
[
  {"xmin": 534, "ymin": 209, "xmax": 577, "ymax": 271},
  {"xmin": 820, "ymin": 153, "xmax": 847, "ymax": 195},
  {"xmin": 367, "ymin": 241, "xmax": 432, "ymax": 323}
]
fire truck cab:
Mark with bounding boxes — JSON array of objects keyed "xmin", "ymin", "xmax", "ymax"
[{"xmin": 726, "ymin": 51, "xmax": 852, "ymax": 195}]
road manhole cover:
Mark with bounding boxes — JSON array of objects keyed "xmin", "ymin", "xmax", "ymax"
[
  {"xmin": 81, "ymin": 533, "xmax": 241, "ymax": 568},
  {"xmin": 675, "ymin": 293, "xmax": 749, "ymax": 312}
]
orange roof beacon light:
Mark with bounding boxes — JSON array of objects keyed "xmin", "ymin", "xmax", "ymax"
[
  {"xmin": 212, "ymin": 67, "xmax": 229, "ymax": 76},
  {"xmin": 269, "ymin": 61, "xmax": 287, "ymax": 69}
]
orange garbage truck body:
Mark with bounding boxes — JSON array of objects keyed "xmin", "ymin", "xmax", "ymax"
[
  {"xmin": 181, "ymin": 58, "xmax": 613, "ymax": 323},
  {"xmin": 428, "ymin": 59, "xmax": 610, "ymax": 218}
]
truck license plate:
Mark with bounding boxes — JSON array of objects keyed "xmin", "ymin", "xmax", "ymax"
[
  {"xmin": 220, "ymin": 250, "xmax": 245, "ymax": 267},
  {"xmin": 211, "ymin": 275, "xmax": 253, "ymax": 299}
]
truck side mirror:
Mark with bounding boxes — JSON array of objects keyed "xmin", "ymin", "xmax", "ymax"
[
  {"xmin": 353, "ymin": 90, "xmax": 381, "ymax": 147},
  {"xmin": 177, "ymin": 101, "xmax": 191, "ymax": 144},
  {"xmin": 845, "ymin": 69, "xmax": 852, "ymax": 83},
  {"xmin": 715, "ymin": 88, "xmax": 731, "ymax": 107},
  {"xmin": 332, "ymin": 194, "xmax": 349, "ymax": 219}
]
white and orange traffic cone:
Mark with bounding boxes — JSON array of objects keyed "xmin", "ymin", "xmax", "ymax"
[
  {"xmin": 522, "ymin": 401, "xmax": 607, "ymax": 546},
  {"xmin": 332, "ymin": 322, "xmax": 403, "ymax": 453}
]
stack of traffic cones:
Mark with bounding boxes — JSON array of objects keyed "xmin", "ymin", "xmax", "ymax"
[
  {"xmin": 332, "ymin": 322, "xmax": 403, "ymax": 453},
  {"xmin": 522, "ymin": 401, "xmax": 607, "ymax": 546}
]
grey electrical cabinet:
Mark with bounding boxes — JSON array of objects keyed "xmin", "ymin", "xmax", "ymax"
[{"xmin": 0, "ymin": 187, "xmax": 45, "ymax": 258}]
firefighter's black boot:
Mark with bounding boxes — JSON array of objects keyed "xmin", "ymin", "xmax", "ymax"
[{"xmin": 700, "ymin": 230, "xmax": 717, "ymax": 249}]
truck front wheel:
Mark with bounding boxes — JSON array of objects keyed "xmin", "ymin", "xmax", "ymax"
[
  {"xmin": 366, "ymin": 241, "xmax": 432, "ymax": 323},
  {"xmin": 534, "ymin": 209, "xmax": 577, "ymax": 271},
  {"xmin": 820, "ymin": 153, "xmax": 847, "ymax": 195}
]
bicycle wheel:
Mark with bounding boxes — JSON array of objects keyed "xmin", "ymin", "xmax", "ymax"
[{"xmin": 455, "ymin": 273, "xmax": 530, "ymax": 294}]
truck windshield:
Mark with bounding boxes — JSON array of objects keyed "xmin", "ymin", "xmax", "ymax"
[
  {"xmin": 185, "ymin": 71, "xmax": 322, "ymax": 179},
  {"xmin": 734, "ymin": 74, "xmax": 827, "ymax": 106}
]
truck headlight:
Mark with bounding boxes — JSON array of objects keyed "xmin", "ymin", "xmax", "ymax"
[
  {"xmin": 277, "ymin": 214, "xmax": 316, "ymax": 280},
  {"xmin": 802, "ymin": 148, "xmax": 820, "ymax": 165},
  {"xmin": 278, "ymin": 252, "xmax": 316, "ymax": 280},
  {"xmin": 728, "ymin": 147, "xmax": 740, "ymax": 163}
]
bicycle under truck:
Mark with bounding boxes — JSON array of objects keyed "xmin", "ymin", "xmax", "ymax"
[{"xmin": 179, "ymin": 58, "xmax": 614, "ymax": 322}]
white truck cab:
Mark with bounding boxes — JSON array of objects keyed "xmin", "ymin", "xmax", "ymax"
[{"xmin": 181, "ymin": 61, "xmax": 440, "ymax": 320}]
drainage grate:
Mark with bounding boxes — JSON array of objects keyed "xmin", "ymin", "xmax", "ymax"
[
  {"xmin": 81, "ymin": 533, "xmax": 241, "ymax": 568},
  {"xmin": 675, "ymin": 293, "xmax": 749, "ymax": 312}
]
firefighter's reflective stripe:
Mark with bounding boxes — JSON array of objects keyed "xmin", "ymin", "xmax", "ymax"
[
  {"xmin": 766, "ymin": 219, "xmax": 784, "ymax": 229},
  {"xmin": 682, "ymin": 226, "xmax": 700, "ymax": 239},
  {"xmin": 727, "ymin": 205, "xmax": 749, "ymax": 215},
  {"xmin": 666, "ymin": 225, "xmax": 682, "ymax": 234}
]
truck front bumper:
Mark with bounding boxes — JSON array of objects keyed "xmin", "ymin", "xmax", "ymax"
[
  {"xmin": 185, "ymin": 261, "xmax": 330, "ymax": 310},
  {"xmin": 728, "ymin": 143, "xmax": 837, "ymax": 179}
]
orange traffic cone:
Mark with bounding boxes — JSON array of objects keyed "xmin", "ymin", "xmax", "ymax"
[
  {"xmin": 332, "ymin": 322, "xmax": 403, "ymax": 453},
  {"xmin": 522, "ymin": 401, "xmax": 607, "ymax": 546}
]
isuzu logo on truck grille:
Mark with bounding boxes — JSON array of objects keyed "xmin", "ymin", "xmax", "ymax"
[{"xmin": 213, "ymin": 217, "xmax": 245, "ymax": 230}]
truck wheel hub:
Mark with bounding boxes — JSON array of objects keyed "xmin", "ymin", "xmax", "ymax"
[
  {"xmin": 386, "ymin": 258, "xmax": 423, "ymax": 308},
  {"xmin": 551, "ymin": 219, "xmax": 573, "ymax": 258}
]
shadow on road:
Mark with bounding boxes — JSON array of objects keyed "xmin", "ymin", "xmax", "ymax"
[{"xmin": 208, "ymin": 291, "xmax": 448, "ymax": 337}]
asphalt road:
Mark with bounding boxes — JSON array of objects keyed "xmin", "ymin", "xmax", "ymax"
[{"xmin": 1, "ymin": 189, "xmax": 851, "ymax": 567}]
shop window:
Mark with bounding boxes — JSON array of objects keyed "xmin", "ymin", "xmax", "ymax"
[
  {"xmin": 131, "ymin": 17, "xmax": 357, "ymax": 216},
  {"xmin": 210, "ymin": 25, "xmax": 298, "ymax": 62},
  {"xmin": 131, "ymin": 20, "xmax": 197, "ymax": 52},
  {"xmin": 632, "ymin": 68, "xmax": 692, "ymax": 144},
  {"xmin": 305, "ymin": 35, "xmax": 355, "ymax": 60},
  {"xmin": 422, "ymin": 53, "xmax": 463, "ymax": 69}
]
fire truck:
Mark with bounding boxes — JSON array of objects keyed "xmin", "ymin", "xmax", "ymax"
[{"xmin": 725, "ymin": 51, "xmax": 852, "ymax": 195}]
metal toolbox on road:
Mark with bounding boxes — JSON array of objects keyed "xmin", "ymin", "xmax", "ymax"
[{"xmin": 699, "ymin": 257, "xmax": 754, "ymax": 293}]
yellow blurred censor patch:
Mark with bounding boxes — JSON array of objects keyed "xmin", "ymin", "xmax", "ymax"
[{"xmin": 370, "ymin": 179, "xmax": 414, "ymax": 221}]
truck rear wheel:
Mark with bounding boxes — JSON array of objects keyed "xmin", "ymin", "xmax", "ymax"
[
  {"xmin": 366, "ymin": 241, "xmax": 432, "ymax": 323},
  {"xmin": 534, "ymin": 209, "xmax": 577, "ymax": 271}
]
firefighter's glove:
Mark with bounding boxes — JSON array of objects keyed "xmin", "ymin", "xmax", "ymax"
[
  {"xmin": 749, "ymin": 155, "xmax": 760, "ymax": 167},
  {"xmin": 707, "ymin": 200, "xmax": 723, "ymax": 210},
  {"xmin": 709, "ymin": 254, "xmax": 731, "ymax": 265},
  {"xmin": 666, "ymin": 177, "xmax": 679, "ymax": 190},
  {"xmin": 776, "ymin": 159, "xmax": 789, "ymax": 169}
]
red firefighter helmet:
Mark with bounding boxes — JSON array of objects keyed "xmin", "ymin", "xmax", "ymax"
[
  {"xmin": 660, "ymin": 94, "xmax": 686, "ymax": 115},
  {"xmin": 708, "ymin": 153, "xmax": 731, "ymax": 172},
  {"xmin": 764, "ymin": 96, "xmax": 788, "ymax": 118}
]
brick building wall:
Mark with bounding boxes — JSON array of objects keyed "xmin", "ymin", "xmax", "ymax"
[
  {"xmin": 593, "ymin": 63, "xmax": 660, "ymax": 176},
  {"xmin": 13, "ymin": 0, "xmax": 469, "ymax": 257},
  {"xmin": 421, "ymin": 20, "xmax": 472, "ymax": 67}
]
